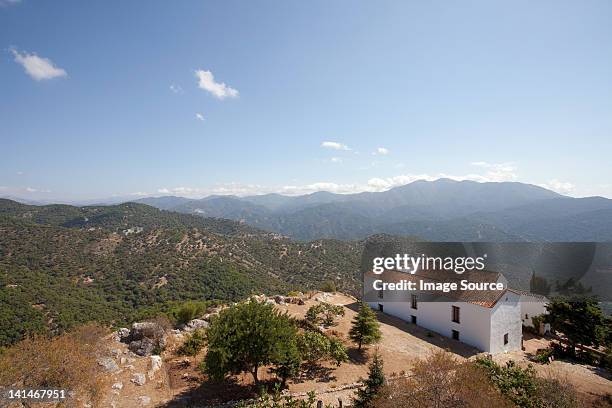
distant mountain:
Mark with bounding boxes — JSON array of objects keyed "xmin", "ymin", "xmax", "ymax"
[
  {"xmin": 133, "ymin": 179, "xmax": 612, "ymax": 241},
  {"xmin": 134, "ymin": 196, "xmax": 192, "ymax": 210}
]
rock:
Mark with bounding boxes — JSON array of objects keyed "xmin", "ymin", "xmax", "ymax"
[
  {"xmin": 110, "ymin": 348, "xmax": 122, "ymax": 358},
  {"xmin": 138, "ymin": 396, "xmax": 151, "ymax": 406},
  {"xmin": 131, "ymin": 373, "xmax": 146, "ymax": 386},
  {"xmin": 97, "ymin": 357, "xmax": 120, "ymax": 373},
  {"xmin": 128, "ymin": 322, "xmax": 166, "ymax": 356},
  {"xmin": 111, "ymin": 382, "xmax": 123, "ymax": 390},
  {"xmin": 119, "ymin": 357, "xmax": 127, "ymax": 365},
  {"xmin": 117, "ymin": 328, "xmax": 130, "ymax": 341},
  {"xmin": 274, "ymin": 295, "xmax": 286, "ymax": 305},
  {"xmin": 148, "ymin": 355, "xmax": 162, "ymax": 379},
  {"xmin": 185, "ymin": 319, "xmax": 209, "ymax": 332}
]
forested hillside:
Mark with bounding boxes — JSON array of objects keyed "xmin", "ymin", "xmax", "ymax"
[{"xmin": 0, "ymin": 199, "xmax": 362, "ymax": 347}]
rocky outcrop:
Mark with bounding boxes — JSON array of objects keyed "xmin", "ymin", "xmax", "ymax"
[{"xmin": 124, "ymin": 322, "xmax": 167, "ymax": 357}]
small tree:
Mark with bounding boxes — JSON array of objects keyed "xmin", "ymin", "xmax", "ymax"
[
  {"xmin": 545, "ymin": 297, "xmax": 608, "ymax": 356},
  {"xmin": 353, "ymin": 352, "xmax": 385, "ymax": 408},
  {"xmin": 297, "ymin": 331, "xmax": 348, "ymax": 366},
  {"xmin": 203, "ymin": 300, "xmax": 299, "ymax": 385},
  {"xmin": 305, "ymin": 303, "xmax": 345, "ymax": 328},
  {"xmin": 349, "ymin": 302, "xmax": 381, "ymax": 350}
]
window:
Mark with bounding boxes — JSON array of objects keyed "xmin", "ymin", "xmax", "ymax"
[
  {"xmin": 452, "ymin": 306, "xmax": 460, "ymax": 323},
  {"xmin": 504, "ymin": 333, "xmax": 509, "ymax": 345},
  {"xmin": 411, "ymin": 315, "xmax": 417, "ymax": 324},
  {"xmin": 411, "ymin": 294, "xmax": 418, "ymax": 309},
  {"xmin": 378, "ymin": 289, "xmax": 384, "ymax": 299},
  {"xmin": 378, "ymin": 303, "xmax": 384, "ymax": 312},
  {"xmin": 452, "ymin": 330, "xmax": 459, "ymax": 340}
]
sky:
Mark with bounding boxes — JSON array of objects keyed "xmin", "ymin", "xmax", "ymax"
[{"xmin": 1, "ymin": 0, "xmax": 611, "ymax": 202}]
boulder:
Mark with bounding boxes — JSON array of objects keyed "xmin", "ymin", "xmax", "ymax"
[
  {"xmin": 97, "ymin": 357, "xmax": 120, "ymax": 373},
  {"xmin": 138, "ymin": 396, "xmax": 151, "ymax": 406},
  {"xmin": 185, "ymin": 319, "xmax": 209, "ymax": 332},
  {"xmin": 117, "ymin": 328, "xmax": 130, "ymax": 341},
  {"xmin": 111, "ymin": 382, "xmax": 123, "ymax": 390},
  {"xmin": 131, "ymin": 373, "xmax": 146, "ymax": 386},
  {"xmin": 128, "ymin": 322, "xmax": 166, "ymax": 356},
  {"xmin": 129, "ymin": 337, "xmax": 156, "ymax": 357}
]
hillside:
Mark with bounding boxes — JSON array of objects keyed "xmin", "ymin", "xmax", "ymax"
[
  {"xmin": 136, "ymin": 180, "xmax": 612, "ymax": 241},
  {"xmin": 0, "ymin": 199, "xmax": 362, "ymax": 347}
]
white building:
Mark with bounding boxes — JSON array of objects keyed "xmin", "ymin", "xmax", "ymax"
[{"xmin": 365, "ymin": 269, "xmax": 548, "ymax": 354}]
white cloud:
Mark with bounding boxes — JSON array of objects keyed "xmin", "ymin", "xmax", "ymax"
[
  {"xmin": 195, "ymin": 113, "xmax": 205, "ymax": 121},
  {"xmin": 24, "ymin": 187, "xmax": 51, "ymax": 193},
  {"xmin": 373, "ymin": 147, "xmax": 390, "ymax": 155},
  {"xmin": 169, "ymin": 84, "xmax": 183, "ymax": 94},
  {"xmin": 10, "ymin": 48, "xmax": 67, "ymax": 81},
  {"xmin": 195, "ymin": 70, "xmax": 238, "ymax": 99},
  {"xmin": 321, "ymin": 141, "xmax": 350, "ymax": 151},
  {"xmin": 468, "ymin": 161, "xmax": 518, "ymax": 182},
  {"xmin": 330, "ymin": 157, "xmax": 342, "ymax": 163},
  {"xmin": 538, "ymin": 179, "xmax": 575, "ymax": 195}
]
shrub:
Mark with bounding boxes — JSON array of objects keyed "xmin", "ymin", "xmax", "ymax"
[
  {"xmin": 297, "ymin": 331, "xmax": 348, "ymax": 367},
  {"xmin": 305, "ymin": 303, "xmax": 345, "ymax": 328},
  {"xmin": 533, "ymin": 347, "xmax": 554, "ymax": 364},
  {"xmin": 174, "ymin": 301, "xmax": 207, "ymax": 326},
  {"xmin": 320, "ymin": 280, "xmax": 337, "ymax": 293},
  {"xmin": 374, "ymin": 351, "xmax": 511, "ymax": 408},
  {"xmin": 0, "ymin": 324, "xmax": 107, "ymax": 406},
  {"xmin": 177, "ymin": 329, "xmax": 206, "ymax": 356}
]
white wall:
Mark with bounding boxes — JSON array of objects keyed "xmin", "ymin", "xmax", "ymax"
[
  {"xmin": 519, "ymin": 295, "xmax": 548, "ymax": 328},
  {"xmin": 365, "ymin": 274, "xmax": 524, "ymax": 354},
  {"xmin": 489, "ymin": 291, "xmax": 522, "ymax": 354}
]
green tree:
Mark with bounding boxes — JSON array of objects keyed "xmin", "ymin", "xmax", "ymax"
[
  {"xmin": 353, "ymin": 352, "xmax": 385, "ymax": 408},
  {"xmin": 297, "ymin": 331, "xmax": 348, "ymax": 366},
  {"xmin": 545, "ymin": 297, "xmax": 608, "ymax": 356},
  {"xmin": 349, "ymin": 302, "xmax": 381, "ymax": 350},
  {"xmin": 305, "ymin": 303, "xmax": 345, "ymax": 328},
  {"xmin": 203, "ymin": 300, "xmax": 300, "ymax": 385}
]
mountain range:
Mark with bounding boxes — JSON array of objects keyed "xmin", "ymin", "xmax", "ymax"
[{"xmin": 134, "ymin": 179, "xmax": 612, "ymax": 242}]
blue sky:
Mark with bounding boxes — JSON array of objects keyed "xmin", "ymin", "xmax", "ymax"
[{"xmin": 1, "ymin": 0, "xmax": 611, "ymax": 201}]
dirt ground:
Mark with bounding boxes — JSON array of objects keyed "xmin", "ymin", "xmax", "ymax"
[{"xmin": 100, "ymin": 292, "xmax": 612, "ymax": 407}]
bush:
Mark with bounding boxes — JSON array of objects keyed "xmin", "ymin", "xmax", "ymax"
[
  {"xmin": 0, "ymin": 324, "xmax": 107, "ymax": 406},
  {"xmin": 475, "ymin": 358, "xmax": 578, "ymax": 408},
  {"xmin": 297, "ymin": 331, "xmax": 348, "ymax": 366},
  {"xmin": 374, "ymin": 351, "xmax": 511, "ymax": 408},
  {"xmin": 533, "ymin": 347, "xmax": 554, "ymax": 364},
  {"xmin": 305, "ymin": 303, "xmax": 345, "ymax": 328},
  {"xmin": 320, "ymin": 280, "xmax": 337, "ymax": 293},
  {"xmin": 177, "ymin": 329, "xmax": 206, "ymax": 356},
  {"xmin": 173, "ymin": 301, "xmax": 208, "ymax": 326}
]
